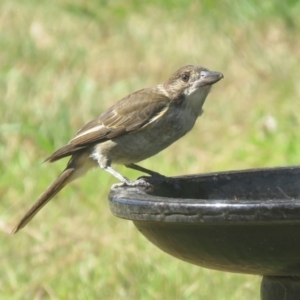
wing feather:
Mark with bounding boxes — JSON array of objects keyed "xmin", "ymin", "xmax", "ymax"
[{"xmin": 46, "ymin": 88, "xmax": 170, "ymax": 162}]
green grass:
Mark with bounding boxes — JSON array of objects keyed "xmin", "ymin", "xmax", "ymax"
[{"xmin": 1, "ymin": 0, "xmax": 300, "ymax": 299}]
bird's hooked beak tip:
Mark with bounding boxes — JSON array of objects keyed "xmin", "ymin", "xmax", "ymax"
[{"xmin": 199, "ymin": 70, "xmax": 224, "ymax": 86}]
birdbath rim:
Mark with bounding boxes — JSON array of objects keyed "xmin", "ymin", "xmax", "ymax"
[{"xmin": 109, "ymin": 165, "xmax": 300, "ymax": 225}]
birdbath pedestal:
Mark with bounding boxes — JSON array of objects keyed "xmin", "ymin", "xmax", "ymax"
[{"xmin": 109, "ymin": 166, "xmax": 300, "ymax": 300}]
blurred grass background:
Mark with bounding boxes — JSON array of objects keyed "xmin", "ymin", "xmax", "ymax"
[{"xmin": 1, "ymin": 0, "xmax": 300, "ymax": 299}]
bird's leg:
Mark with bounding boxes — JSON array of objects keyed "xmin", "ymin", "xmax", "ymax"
[
  {"xmin": 98, "ymin": 159, "xmax": 151, "ymax": 187},
  {"xmin": 126, "ymin": 163, "xmax": 181, "ymax": 190},
  {"xmin": 102, "ymin": 165, "xmax": 131, "ymax": 184},
  {"xmin": 125, "ymin": 163, "xmax": 164, "ymax": 178}
]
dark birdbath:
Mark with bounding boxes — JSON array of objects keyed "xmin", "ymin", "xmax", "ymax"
[{"xmin": 109, "ymin": 166, "xmax": 300, "ymax": 300}]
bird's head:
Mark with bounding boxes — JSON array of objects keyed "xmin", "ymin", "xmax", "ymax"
[{"xmin": 163, "ymin": 65, "xmax": 223, "ymax": 101}]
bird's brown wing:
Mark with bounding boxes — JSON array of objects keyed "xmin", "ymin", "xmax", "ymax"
[{"xmin": 46, "ymin": 88, "xmax": 170, "ymax": 162}]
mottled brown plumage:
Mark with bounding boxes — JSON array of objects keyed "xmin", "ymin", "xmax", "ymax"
[
  {"xmin": 12, "ymin": 65, "xmax": 223, "ymax": 233},
  {"xmin": 46, "ymin": 90, "xmax": 170, "ymax": 161}
]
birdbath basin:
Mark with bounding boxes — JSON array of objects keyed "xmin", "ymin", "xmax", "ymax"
[{"xmin": 109, "ymin": 166, "xmax": 300, "ymax": 300}]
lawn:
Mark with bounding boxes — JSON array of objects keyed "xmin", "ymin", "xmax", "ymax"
[{"xmin": 1, "ymin": 0, "xmax": 300, "ymax": 299}]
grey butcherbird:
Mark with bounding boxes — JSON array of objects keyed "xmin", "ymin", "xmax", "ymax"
[{"xmin": 12, "ymin": 65, "xmax": 223, "ymax": 233}]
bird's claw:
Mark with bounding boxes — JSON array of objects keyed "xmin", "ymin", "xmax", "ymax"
[
  {"xmin": 112, "ymin": 178, "xmax": 153, "ymax": 188},
  {"xmin": 138, "ymin": 174, "xmax": 181, "ymax": 190},
  {"xmin": 112, "ymin": 174, "xmax": 181, "ymax": 191}
]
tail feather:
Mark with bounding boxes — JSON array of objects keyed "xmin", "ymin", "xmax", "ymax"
[
  {"xmin": 12, "ymin": 151, "xmax": 96, "ymax": 234},
  {"xmin": 12, "ymin": 167, "xmax": 76, "ymax": 234}
]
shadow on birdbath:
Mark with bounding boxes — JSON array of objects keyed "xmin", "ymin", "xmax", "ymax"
[{"xmin": 109, "ymin": 166, "xmax": 300, "ymax": 300}]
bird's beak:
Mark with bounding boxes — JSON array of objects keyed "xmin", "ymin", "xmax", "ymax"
[{"xmin": 198, "ymin": 70, "xmax": 224, "ymax": 86}]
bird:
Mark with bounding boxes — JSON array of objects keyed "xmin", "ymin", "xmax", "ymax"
[{"xmin": 12, "ymin": 65, "xmax": 223, "ymax": 233}]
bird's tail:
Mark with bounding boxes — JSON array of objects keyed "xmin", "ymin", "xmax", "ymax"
[
  {"xmin": 12, "ymin": 153, "xmax": 94, "ymax": 234},
  {"xmin": 11, "ymin": 167, "xmax": 76, "ymax": 234}
]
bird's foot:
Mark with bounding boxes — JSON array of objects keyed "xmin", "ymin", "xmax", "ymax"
[
  {"xmin": 112, "ymin": 177, "xmax": 153, "ymax": 188},
  {"xmin": 112, "ymin": 174, "xmax": 181, "ymax": 191},
  {"xmin": 138, "ymin": 173, "xmax": 181, "ymax": 190},
  {"xmin": 124, "ymin": 164, "xmax": 180, "ymax": 189}
]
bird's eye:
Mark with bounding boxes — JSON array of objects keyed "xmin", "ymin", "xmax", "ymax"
[{"xmin": 181, "ymin": 73, "xmax": 190, "ymax": 82}]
